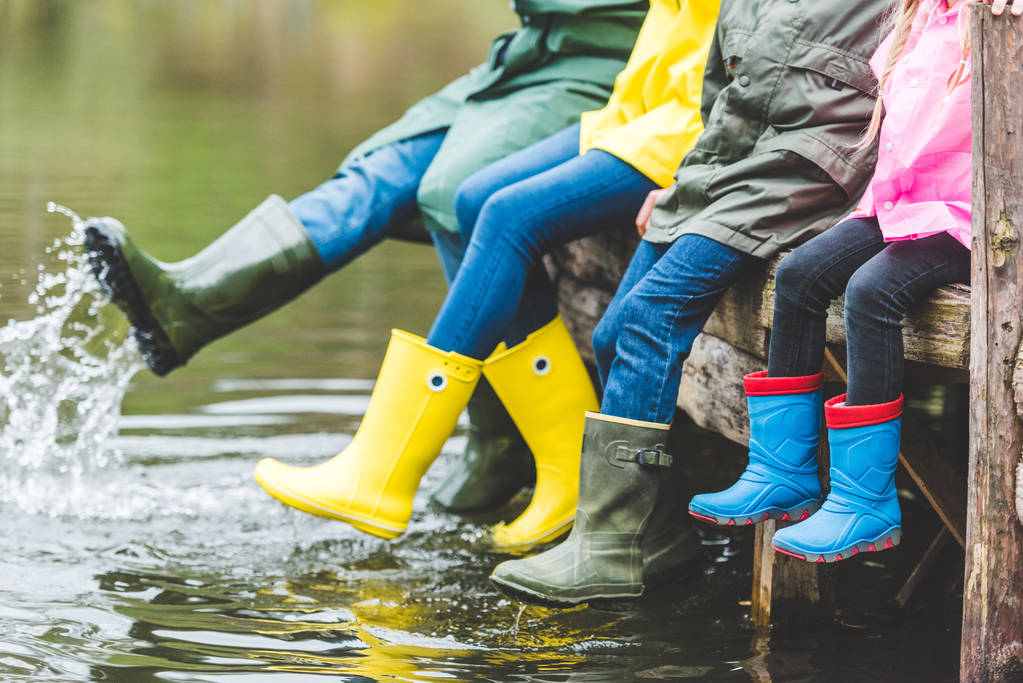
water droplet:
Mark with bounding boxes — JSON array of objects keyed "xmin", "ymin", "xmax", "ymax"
[{"xmin": 0, "ymin": 204, "xmax": 143, "ymax": 516}]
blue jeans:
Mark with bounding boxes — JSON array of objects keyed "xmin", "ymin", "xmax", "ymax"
[
  {"xmin": 289, "ymin": 131, "xmax": 446, "ymax": 272},
  {"xmin": 593, "ymin": 237, "xmax": 755, "ymax": 424},
  {"xmin": 768, "ymin": 217, "xmax": 970, "ymax": 405},
  {"xmin": 427, "ymin": 123, "xmax": 658, "ymax": 359}
]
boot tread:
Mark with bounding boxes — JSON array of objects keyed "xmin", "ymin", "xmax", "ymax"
[{"xmin": 85, "ymin": 223, "xmax": 181, "ymax": 376}]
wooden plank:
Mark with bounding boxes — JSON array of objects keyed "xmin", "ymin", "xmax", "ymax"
[
  {"xmin": 963, "ymin": 6, "xmax": 1023, "ymax": 681},
  {"xmin": 767, "ymin": 414, "xmax": 832, "ymax": 628},
  {"xmin": 703, "ymin": 261, "xmax": 771, "ymax": 359},
  {"xmin": 552, "ymin": 270, "xmax": 611, "ymax": 367},
  {"xmin": 895, "ymin": 527, "xmax": 953, "ymax": 608},
  {"xmin": 677, "ymin": 333, "xmax": 763, "ymax": 445}
]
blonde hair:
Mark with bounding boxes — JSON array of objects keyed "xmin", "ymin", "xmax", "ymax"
[{"xmin": 861, "ymin": 0, "xmax": 971, "ymax": 145}]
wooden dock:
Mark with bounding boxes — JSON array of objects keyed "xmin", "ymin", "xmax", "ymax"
[{"xmin": 549, "ymin": 6, "xmax": 1023, "ymax": 680}]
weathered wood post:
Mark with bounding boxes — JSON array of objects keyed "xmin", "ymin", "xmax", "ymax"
[{"xmin": 964, "ymin": 5, "xmax": 1023, "ymax": 681}]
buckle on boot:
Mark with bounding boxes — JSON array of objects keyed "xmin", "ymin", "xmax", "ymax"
[{"xmin": 614, "ymin": 446, "xmax": 673, "ymax": 468}]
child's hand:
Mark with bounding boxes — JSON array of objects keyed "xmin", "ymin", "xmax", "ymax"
[
  {"xmin": 987, "ymin": 0, "xmax": 1023, "ymax": 17},
  {"xmin": 635, "ymin": 188, "xmax": 668, "ymax": 237}
]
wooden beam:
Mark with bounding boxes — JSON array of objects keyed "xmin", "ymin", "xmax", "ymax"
[
  {"xmin": 895, "ymin": 527, "xmax": 953, "ymax": 608},
  {"xmin": 678, "ymin": 333, "xmax": 763, "ymax": 445},
  {"xmin": 751, "ymin": 521, "xmax": 775, "ymax": 629},
  {"xmin": 703, "ymin": 262, "xmax": 771, "ymax": 359},
  {"xmin": 963, "ymin": 6, "xmax": 1023, "ymax": 681},
  {"xmin": 900, "ymin": 418, "xmax": 968, "ymax": 548}
]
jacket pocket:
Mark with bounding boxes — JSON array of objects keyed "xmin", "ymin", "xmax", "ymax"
[
  {"xmin": 784, "ymin": 41, "xmax": 875, "ymax": 94},
  {"xmin": 762, "ymin": 42, "xmax": 879, "ymax": 198},
  {"xmin": 720, "ymin": 28, "xmax": 752, "ymax": 72}
]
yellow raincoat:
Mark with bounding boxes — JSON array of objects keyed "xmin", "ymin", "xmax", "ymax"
[{"xmin": 579, "ymin": 0, "xmax": 720, "ymax": 187}]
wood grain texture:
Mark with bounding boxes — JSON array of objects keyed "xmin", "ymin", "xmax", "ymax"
[
  {"xmin": 751, "ymin": 521, "xmax": 775, "ymax": 629},
  {"xmin": 963, "ymin": 7, "xmax": 1023, "ymax": 681},
  {"xmin": 677, "ymin": 333, "xmax": 763, "ymax": 444}
]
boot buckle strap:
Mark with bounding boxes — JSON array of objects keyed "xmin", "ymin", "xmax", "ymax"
[{"xmin": 614, "ymin": 446, "xmax": 673, "ymax": 468}]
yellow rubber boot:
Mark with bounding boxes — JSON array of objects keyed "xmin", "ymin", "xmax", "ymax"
[
  {"xmin": 484, "ymin": 316, "xmax": 599, "ymax": 551},
  {"xmin": 253, "ymin": 330, "xmax": 481, "ymax": 539}
]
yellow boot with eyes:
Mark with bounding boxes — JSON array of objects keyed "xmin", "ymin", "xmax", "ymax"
[
  {"xmin": 484, "ymin": 316, "xmax": 600, "ymax": 551},
  {"xmin": 253, "ymin": 329, "xmax": 481, "ymax": 538}
]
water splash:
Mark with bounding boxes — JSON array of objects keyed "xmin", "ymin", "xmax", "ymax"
[{"xmin": 0, "ymin": 204, "xmax": 143, "ymax": 515}]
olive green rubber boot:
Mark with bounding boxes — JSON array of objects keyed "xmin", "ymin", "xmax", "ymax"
[
  {"xmin": 430, "ymin": 377, "xmax": 536, "ymax": 512},
  {"xmin": 489, "ymin": 412, "xmax": 701, "ymax": 608},
  {"xmin": 84, "ymin": 195, "xmax": 324, "ymax": 375}
]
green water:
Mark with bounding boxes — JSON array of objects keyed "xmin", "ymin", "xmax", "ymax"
[{"xmin": 0, "ymin": 2, "xmax": 963, "ymax": 680}]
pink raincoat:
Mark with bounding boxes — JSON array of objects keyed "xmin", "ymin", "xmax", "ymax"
[{"xmin": 850, "ymin": 0, "xmax": 972, "ymax": 249}]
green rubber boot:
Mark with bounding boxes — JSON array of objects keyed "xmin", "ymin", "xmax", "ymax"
[
  {"xmin": 430, "ymin": 378, "xmax": 536, "ymax": 512},
  {"xmin": 489, "ymin": 412, "xmax": 701, "ymax": 608},
  {"xmin": 84, "ymin": 195, "xmax": 325, "ymax": 375}
]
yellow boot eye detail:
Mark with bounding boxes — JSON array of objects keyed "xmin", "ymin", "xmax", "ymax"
[
  {"xmin": 427, "ymin": 371, "xmax": 448, "ymax": 392},
  {"xmin": 483, "ymin": 317, "xmax": 599, "ymax": 551},
  {"xmin": 252, "ymin": 330, "xmax": 482, "ymax": 539}
]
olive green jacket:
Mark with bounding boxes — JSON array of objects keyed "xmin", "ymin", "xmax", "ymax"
[
  {"xmin": 344, "ymin": 1, "xmax": 647, "ymax": 165},
  {"xmin": 646, "ymin": 0, "xmax": 889, "ymax": 258}
]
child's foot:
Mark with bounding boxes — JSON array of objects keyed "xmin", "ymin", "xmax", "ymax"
[
  {"xmin": 772, "ymin": 394, "xmax": 905, "ymax": 563},
  {"xmin": 772, "ymin": 516, "xmax": 901, "ymax": 563},
  {"xmin": 688, "ymin": 371, "xmax": 825, "ymax": 528},
  {"xmin": 688, "ymin": 493, "xmax": 819, "ymax": 527}
]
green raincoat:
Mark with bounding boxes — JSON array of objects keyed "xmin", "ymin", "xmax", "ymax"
[
  {"xmin": 343, "ymin": 1, "xmax": 647, "ymax": 235},
  {"xmin": 647, "ymin": 0, "xmax": 889, "ymax": 258}
]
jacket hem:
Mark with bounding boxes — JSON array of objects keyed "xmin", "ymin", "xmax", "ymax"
[{"xmin": 643, "ymin": 217, "xmax": 777, "ymax": 259}]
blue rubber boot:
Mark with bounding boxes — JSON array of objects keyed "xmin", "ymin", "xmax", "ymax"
[
  {"xmin": 689, "ymin": 371, "xmax": 823, "ymax": 527},
  {"xmin": 772, "ymin": 394, "xmax": 903, "ymax": 563}
]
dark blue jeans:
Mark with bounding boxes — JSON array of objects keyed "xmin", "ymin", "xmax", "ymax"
[
  {"xmin": 593, "ymin": 237, "xmax": 755, "ymax": 424},
  {"xmin": 768, "ymin": 217, "xmax": 971, "ymax": 405},
  {"xmin": 426, "ymin": 123, "xmax": 658, "ymax": 359},
  {"xmin": 289, "ymin": 131, "xmax": 448, "ymax": 272}
]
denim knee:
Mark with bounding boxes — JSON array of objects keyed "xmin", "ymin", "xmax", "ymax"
[
  {"xmin": 592, "ymin": 310, "xmax": 621, "ymax": 369},
  {"xmin": 844, "ymin": 264, "xmax": 901, "ymax": 327},
  {"xmin": 454, "ymin": 173, "xmax": 495, "ymax": 242},
  {"xmin": 773, "ymin": 246, "xmax": 821, "ymax": 311},
  {"xmin": 472, "ymin": 188, "xmax": 544, "ymax": 264},
  {"xmin": 613, "ymin": 291, "xmax": 668, "ymax": 363}
]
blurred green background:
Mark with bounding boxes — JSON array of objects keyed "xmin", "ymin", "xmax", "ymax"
[{"xmin": 0, "ymin": 0, "xmax": 515, "ymax": 411}]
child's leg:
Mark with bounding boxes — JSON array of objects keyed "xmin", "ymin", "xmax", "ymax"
[
  {"xmin": 600, "ymin": 234, "xmax": 756, "ymax": 423},
  {"xmin": 689, "ymin": 217, "xmax": 887, "ymax": 525},
  {"xmin": 591, "ymin": 241, "xmax": 666, "ymax": 390},
  {"xmin": 768, "ymin": 217, "xmax": 887, "ymax": 377},
  {"xmin": 490, "ymin": 233, "xmax": 754, "ymax": 605},
  {"xmin": 291, "ymin": 131, "xmax": 446, "ymax": 272},
  {"xmin": 843, "ymin": 232, "xmax": 971, "ymax": 404},
  {"xmin": 773, "ymin": 233, "xmax": 970, "ymax": 562},
  {"xmin": 426, "ymin": 148, "xmax": 657, "ymax": 359},
  {"xmin": 427, "ymin": 124, "xmax": 581, "ymax": 512}
]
